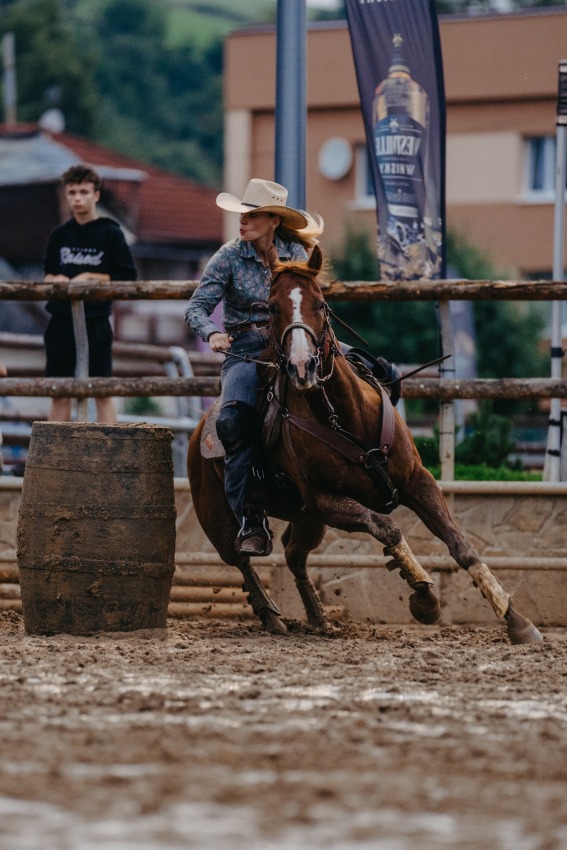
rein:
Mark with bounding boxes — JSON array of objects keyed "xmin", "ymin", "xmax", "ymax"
[
  {"xmin": 265, "ymin": 377, "xmax": 399, "ymax": 511},
  {"xmin": 271, "ymin": 301, "xmax": 341, "ymax": 384},
  {"xmin": 264, "ymin": 302, "xmax": 399, "ymax": 510},
  {"xmin": 224, "ymin": 351, "xmax": 277, "ymax": 367}
]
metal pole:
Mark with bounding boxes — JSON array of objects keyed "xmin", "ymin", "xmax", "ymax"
[
  {"xmin": 275, "ymin": 0, "xmax": 307, "ymax": 208},
  {"xmin": 2, "ymin": 33, "xmax": 17, "ymax": 126},
  {"xmin": 544, "ymin": 60, "xmax": 567, "ymax": 482}
]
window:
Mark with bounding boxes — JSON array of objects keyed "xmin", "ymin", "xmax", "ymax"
[
  {"xmin": 352, "ymin": 143, "xmax": 377, "ymax": 208},
  {"xmin": 525, "ymin": 136, "xmax": 565, "ymax": 196}
]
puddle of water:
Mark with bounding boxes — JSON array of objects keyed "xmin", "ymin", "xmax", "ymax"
[
  {"xmin": 0, "ymin": 794, "xmax": 555, "ymax": 850},
  {"xmin": 477, "ymin": 698, "xmax": 567, "ymax": 723}
]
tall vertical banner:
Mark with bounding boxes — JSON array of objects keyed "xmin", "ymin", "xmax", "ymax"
[{"xmin": 345, "ymin": 0, "xmax": 446, "ymax": 281}]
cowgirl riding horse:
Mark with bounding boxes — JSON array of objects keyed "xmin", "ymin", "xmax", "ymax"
[{"xmin": 185, "ymin": 178, "xmax": 400, "ymax": 557}]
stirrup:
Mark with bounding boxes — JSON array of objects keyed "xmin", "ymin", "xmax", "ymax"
[{"xmin": 236, "ymin": 514, "xmax": 273, "ymax": 557}]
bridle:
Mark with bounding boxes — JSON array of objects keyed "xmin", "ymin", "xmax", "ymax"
[
  {"xmin": 259, "ymin": 269, "xmax": 400, "ymax": 510},
  {"xmin": 269, "ymin": 274, "xmax": 341, "ymax": 384}
]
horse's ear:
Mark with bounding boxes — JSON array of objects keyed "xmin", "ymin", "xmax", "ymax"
[{"xmin": 308, "ymin": 244, "xmax": 323, "ymax": 273}]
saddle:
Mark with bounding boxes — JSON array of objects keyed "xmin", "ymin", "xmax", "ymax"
[
  {"xmin": 199, "ymin": 391, "xmax": 304, "ymax": 511},
  {"xmin": 344, "ymin": 347, "xmax": 402, "ymax": 407},
  {"xmin": 199, "ymin": 398, "xmax": 225, "ymax": 459},
  {"xmin": 200, "ymin": 358, "xmax": 396, "ymax": 463}
]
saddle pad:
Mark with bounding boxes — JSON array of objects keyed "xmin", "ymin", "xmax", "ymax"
[{"xmin": 200, "ymin": 397, "xmax": 225, "ymax": 460}]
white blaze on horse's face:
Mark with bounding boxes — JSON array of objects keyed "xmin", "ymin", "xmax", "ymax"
[{"xmin": 289, "ymin": 287, "xmax": 312, "ymax": 381}]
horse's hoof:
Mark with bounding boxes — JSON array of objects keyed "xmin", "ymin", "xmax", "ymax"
[
  {"xmin": 409, "ymin": 584, "xmax": 441, "ymax": 625},
  {"xmin": 505, "ymin": 602, "xmax": 543, "ymax": 645},
  {"xmin": 259, "ymin": 609, "xmax": 289, "ymax": 635},
  {"xmin": 308, "ymin": 615, "xmax": 329, "ymax": 630},
  {"xmin": 507, "ymin": 620, "xmax": 543, "ymax": 645}
]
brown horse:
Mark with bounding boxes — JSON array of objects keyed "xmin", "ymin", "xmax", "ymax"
[{"xmin": 187, "ymin": 246, "xmax": 542, "ymax": 645}]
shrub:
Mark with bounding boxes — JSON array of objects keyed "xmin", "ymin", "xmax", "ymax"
[
  {"xmin": 124, "ymin": 397, "xmax": 163, "ymax": 416},
  {"xmin": 412, "ymin": 403, "xmax": 541, "ymax": 480}
]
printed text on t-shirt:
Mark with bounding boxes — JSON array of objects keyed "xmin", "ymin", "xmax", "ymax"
[{"xmin": 60, "ymin": 247, "xmax": 104, "ymax": 266}]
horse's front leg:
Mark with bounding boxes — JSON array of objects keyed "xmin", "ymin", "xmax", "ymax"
[
  {"xmin": 197, "ymin": 534, "xmax": 288, "ymax": 636},
  {"xmin": 313, "ymin": 492, "xmax": 441, "ymax": 626},
  {"xmin": 237, "ymin": 557, "xmax": 289, "ymax": 635},
  {"xmin": 399, "ymin": 466, "xmax": 543, "ymax": 645},
  {"xmin": 281, "ymin": 515, "xmax": 328, "ymax": 628},
  {"xmin": 190, "ymin": 457, "xmax": 288, "ymax": 636}
]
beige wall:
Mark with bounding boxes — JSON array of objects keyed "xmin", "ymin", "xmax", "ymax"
[
  {"xmin": 225, "ymin": 11, "xmax": 567, "ymax": 276},
  {"xmin": 447, "ymin": 133, "xmax": 522, "ymax": 204},
  {"xmin": 3, "ymin": 480, "xmax": 567, "ymax": 626}
]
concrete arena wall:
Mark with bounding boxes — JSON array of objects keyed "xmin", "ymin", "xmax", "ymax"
[{"xmin": 1, "ymin": 478, "xmax": 566, "ymax": 627}]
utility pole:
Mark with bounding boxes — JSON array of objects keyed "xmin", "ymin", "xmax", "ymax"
[
  {"xmin": 2, "ymin": 33, "xmax": 17, "ymax": 125},
  {"xmin": 274, "ymin": 0, "xmax": 307, "ymax": 209}
]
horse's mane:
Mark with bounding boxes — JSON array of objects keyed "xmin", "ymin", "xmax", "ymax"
[{"xmin": 271, "ymin": 254, "xmax": 332, "ymax": 288}]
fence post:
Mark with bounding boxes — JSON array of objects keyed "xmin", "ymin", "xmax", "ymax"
[
  {"xmin": 71, "ymin": 302, "xmax": 89, "ymax": 422},
  {"xmin": 438, "ymin": 301, "xmax": 455, "ymax": 482},
  {"xmin": 544, "ymin": 59, "xmax": 567, "ymax": 482},
  {"xmin": 561, "ymin": 411, "xmax": 567, "ymax": 480}
]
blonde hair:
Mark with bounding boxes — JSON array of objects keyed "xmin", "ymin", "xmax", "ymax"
[{"xmin": 276, "ymin": 211, "xmax": 324, "ymax": 253}]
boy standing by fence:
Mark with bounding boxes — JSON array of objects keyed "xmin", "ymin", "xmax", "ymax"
[{"xmin": 43, "ymin": 164, "xmax": 137, "ymax": 423}]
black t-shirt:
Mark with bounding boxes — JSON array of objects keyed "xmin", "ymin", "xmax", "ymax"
[{"xmin": 43, "ymin": 216, "xmax": 137, "ymax": 319}]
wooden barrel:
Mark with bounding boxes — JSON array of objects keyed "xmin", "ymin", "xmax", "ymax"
[{"xmin": 16, "ymin": 422, "xmax": 176, "ymax": 635}]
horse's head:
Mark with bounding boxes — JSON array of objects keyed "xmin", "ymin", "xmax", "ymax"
[{"xmin": 268, "ymin": 245, "xmax": 334, "ymax": 390}]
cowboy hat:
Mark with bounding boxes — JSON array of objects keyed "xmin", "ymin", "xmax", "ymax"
[{"xmin": 216, "ymin": 178, "xmax": 308, "ymax": 230}]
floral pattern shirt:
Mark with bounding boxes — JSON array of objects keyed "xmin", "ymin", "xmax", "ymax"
[{"xmin": 185, "ymin": 235, "xmax": 307, "ymax": 342}]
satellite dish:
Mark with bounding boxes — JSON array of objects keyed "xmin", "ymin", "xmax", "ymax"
[{"xmin": 318, "ymin": 137, "xmax": 353, "ymax": 181}]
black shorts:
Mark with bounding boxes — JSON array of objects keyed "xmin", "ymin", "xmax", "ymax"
[{"xmin": 44, "ymin": 316, "xmax": 113, "ymax": 378}]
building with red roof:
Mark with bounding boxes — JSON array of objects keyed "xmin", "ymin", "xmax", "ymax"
[{"xmin": 0, "ymin": 123, "xmax": 223, "ymax": 342}]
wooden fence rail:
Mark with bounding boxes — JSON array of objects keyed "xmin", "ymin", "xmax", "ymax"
[
  {"xmin": 1, "ymin": 278, "xmax": 567, "ymax": 302},
  {"xmin": 0, "ymin": 279, "xmax": 565, "ymax": 406},
  {"xmin": 0, "ymin": 376, "xmax": 566, "ymax": 400}
]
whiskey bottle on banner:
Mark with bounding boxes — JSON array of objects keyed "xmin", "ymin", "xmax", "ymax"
[{"xmin": 373, "ymin": 34, "xmax": 441, "ymax": 280}]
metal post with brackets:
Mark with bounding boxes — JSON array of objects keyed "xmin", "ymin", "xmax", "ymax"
[{"xmin": 543, "ymin": 60, "xmax": 567, "ymax": 481}]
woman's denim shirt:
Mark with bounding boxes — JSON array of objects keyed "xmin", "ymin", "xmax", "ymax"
[{"xmin": 185, "ymin": 235, "xmax": 307, "ymax": 342}]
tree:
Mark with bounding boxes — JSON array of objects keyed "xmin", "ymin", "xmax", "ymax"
[
  {"xmin": 329, "ymin": 227, "xmax": 440, "ymax": 365},
  {"xmin": 445, "ymin": 232, "xmax": 547, "ymax": 412},
  {"xmin": 314, "ymin": 0, "xmax": 566, "ymax": 17},
  {"xmin": 436, "ymin": 0, "xmax": 565, "ymax": 11},
  {"xmin": 329, "ymin": 227, "xmax": 547, "ymax": 407},
  {"xmin": 75, "ymin": 0, "xmax": 223, "ymax": 184},
  {"xmin": 0, "ymin": 0, "xmax": 98, "ymax": 134}
]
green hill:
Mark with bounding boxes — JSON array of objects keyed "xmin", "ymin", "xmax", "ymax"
[
  {"xmin": 162, "ymin": 0, "xmax": 276, "ymax": 50},
  {"xmin": 4, "ymin": 0, "xmax": 336, "ymax": 186},
  {"xmin": 66, "ymin": 0, "xmax": 335, "ymax": 52},
  {"xmin": 66, "ymin": 0, "xmax": 277, "ymax": 51}
]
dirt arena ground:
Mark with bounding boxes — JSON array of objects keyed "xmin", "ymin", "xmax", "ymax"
[{"xmin": 0, "ymin": 609, "xmax": 566, "ymax": 850}]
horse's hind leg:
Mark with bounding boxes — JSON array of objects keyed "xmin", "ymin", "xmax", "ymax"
[
  {"xmin": 313, "ymin": 492, "xmax": 441, "ymax": 626},
  {"xmin": 281, "ymin": 515, "xmax": 327, "ymax": 628},
  {"xmin": 400, "ymin": 467, "xmax": 542, "ymax": 645}
]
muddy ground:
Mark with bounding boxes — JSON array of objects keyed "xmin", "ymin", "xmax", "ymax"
[{"xmin": 0, "ymin": 610, "xmax": 565, "ymax": 850}]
